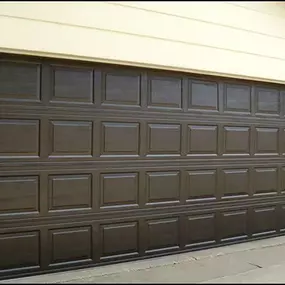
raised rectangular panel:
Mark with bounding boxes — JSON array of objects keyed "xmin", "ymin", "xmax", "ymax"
[
  {"xmin": 280, "ymin": 206, "xmax": 285, "ymax": 231},
  {"xmin": 147, "ymin": 124, "xmax": 181, "ymax": 155},
  {"xmin": 50, "ymin": 121, "xmax": 92, "ymax": 157},
  {"xmin": 221, "ymin": 210, "xmax": 247, "ymax": 241},
  {"xmin": 224, "ymin": 126, "xmax": 250, "ymax": 155},
  {"xmin": 186, "ymin": 170, "xmax": 217, "ymax": 200},
  {"xmin": 224, "ymin": 84, "xmax": 251, "ymax": 113},
  {"xmin": 148, "ymin": 76, "xmax": 182, "ymax": 109},
  {"xmin": 0, "ymin": 176, "xmax": 39, "ymax": 214},
  {"xmin": 52, "ymin": 66, "xmax": 93, "ymax": 104},
  {"xmin": 49, "ymin": 227, "xmax": 92, "ymax": 265},
  {"xmin": 186, "ymin": 214, "xmax": 216, "ymax": 247},
  {"xmin": 253, "ymin": 207, "xmax": 276, "ymax": 236},
  {"xmin": 0, "ymin": 231, "xmax": 40, "ymax": 271},
  {"xmin": 187, "ymin": 125, "xmax": 218, "ymax": 155},
  {"xmin": 189, "ymin": 80, "xmax": 218, "ymax": 111},
  {"xmin": 222, "ymin": 169, "xmax": 249, "ymax": 197},
  {"xmin": 255, "ymin": 127, "xmax": 278, "ymax": 155},
  {"xmin": 101, "ymin": 122, "xmax": 140, "ymax": 156},
  {"xmin": 256, "ymin": 87, "xmax": 280, "ymax": 115},
  {"xmin": 103, "ymin": 72, "xmax": 141, "ymax": 106},
  {"xmin": 101, "ymin": 222, "xmax": 138, "ymax": 259},
  {"xmin": 146, "ymin": 171, "xmax": 180, "ymax": 204},
  {"xmin": 146, "ymin": 218, "xmax": 179, "ymax": 252},
  {"xmin": 253, "ymin": 168, "xmax": 278, "ymax": 195},
  {"xmin": 282, "ymin": 168, "xmax": 285, "ymax": 194},
  {"xmin": 48, "ymin": 174, "xmax": 92, "ymax": 211},
  {"xmin": 100, "ymin": 173, "xmax": 138, "ymax": 208},
  {"xmin": 283, "ymin": 129, "xmax": 285, "ymax": 155},
  {"xmin": 0, "ymin": 120, "xmax": 39, "ymax": 157},
  {"xmin": 0, "ymin": 61, "xmax": 40, "ymax": 101}
]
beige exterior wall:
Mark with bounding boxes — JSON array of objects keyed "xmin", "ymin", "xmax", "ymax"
[{"xmin": 0, "ymin": 1, "xmax": 285, "ymax": 83}]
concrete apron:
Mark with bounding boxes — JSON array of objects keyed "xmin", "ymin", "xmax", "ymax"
[{"xmin": 3, "ymin": 236, "xmax": 285, "ymax": 284}]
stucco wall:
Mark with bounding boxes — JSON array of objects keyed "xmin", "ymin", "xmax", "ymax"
[{"xmin": 0, "ymin": 1, "xmax": 285, "ymax": 83}]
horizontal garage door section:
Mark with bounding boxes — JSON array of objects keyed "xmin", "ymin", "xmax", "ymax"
[{"xmin": 1, "ymin": 53, "xmax": 285, "ymax": 279}]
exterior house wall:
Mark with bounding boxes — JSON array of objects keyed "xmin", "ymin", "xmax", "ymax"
[{"xmin": 0, "ymin": 1, "xmax": 285, "ymax": 83}]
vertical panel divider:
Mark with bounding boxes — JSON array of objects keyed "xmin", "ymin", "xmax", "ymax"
[
  {"xmin": 180, "ymin": 169, "xmax": 187, "ymax": 204},
  {"xmin": 141, "ymin": 72, "xmax": 148, "ymax": 110},
  {"xmin": 94, "ymin": 70, "xmax": 102, "ymax": 108},
  {"xmin": 92, "ymin": 222, "xmax": 100, "ymax": 263},
  {"xmin": 278, "ymin": 126, "xmax": 283, "ymax": 158},
  {"xmin": 93, "ymin": 120, "xmax": 100, "ymax": 158},
  {"xmin": 218, "ymin": 82, "xmax": 224, "ymax": 114},
  {"xmin": 139, "ymin": 170, "xmax": 146, "ymax": 208},
  {"xmin": 248, "ymin": 207, "xmax": 254, "ymax": 238},
  {"xmin": 40, "ymin": 63, "xmax": 52, "ymax": 160},
  {"xmin": 248, "ymin": 166, "xmax": 254, "ymax": 197},
  {"xmin": 139, "ymin": 218, "xmax": 147, "ymax": 256},
  {"xmin": 277, "ymin": 165, "xmax": 282, "ymax": 196},
  {"xmin": 181, "ymin": 122, "xmax": 187, "ymax": 157},
  {"xmin": 216, "ymin": 167, "xmax": 222, "ymax": 201},
  {"xmin": 40, "ymin": 172, "xmax": 48, "ymax": 217},
  {"xmin": 38, "ymin": 60, "xmax": 51, "ymax": 272},
  {"xmin": 251, "ymin": 85, "xmax": 256, "ymax": 116},
  {"xmin": 92, "ymin": 170, "xmax": 100, "ymax": 212},
  {"xmin": 179, "ymin": 214, "xmax": 187, "ymax": 249},
  {"xmin": 218, "ymin": 123, "xmax": 224, "ymax": 157},
  {"xmin": 40, "ymin": 227, "xmax": 49, "ymax": 270},
  {"xmin": 140, "ymin": 121, "xmax": 147, "ymax": 158},
  {"xmin": 215, "ymin": 211, "xmax": 222, "ymax": 243},
  {"xmin": 281, "ymin": 168, "xmax": 285, "ymax": 195},
  {"xmin": 182, "ymin": 77, "xmax": 189, "ymax": 112}
]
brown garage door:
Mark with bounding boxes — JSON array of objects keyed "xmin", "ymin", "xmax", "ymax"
[{"xmin": 1, "ymin": 53, "xmax": 285, "ymax": 279}]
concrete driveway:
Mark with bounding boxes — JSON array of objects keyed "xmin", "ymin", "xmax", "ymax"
[{"xmin": 3, "ymin": 236, "xmax": 285, "ymax": 283}]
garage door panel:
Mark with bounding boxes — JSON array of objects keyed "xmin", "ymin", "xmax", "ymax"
[
  {"xmin": 99, "ymin": 172, "xmax": 139, "ymax": 209},
  {"xmin": 100, "ymin": 221, "xmax": 139, "ymax": 260},
  {"xmin": 252, "ymin": 206, "xmax": 278, "ymax": 237},
  {"xmin": 145, "ymin": 217, "xmax": 180, "ymax": 253},
  {"xmin": 279, "ymin": 205, "xmax": 285, "ymax": 232},
  {"xmin": 220, "ymin": 210, "xmax": 248, "ymax": 242},
  {"xmin": 0, "ymin": 230, "xmax": 40, "ymax": 272},
  {"xmin": 147, "ymin": 123, "xmax": 181, "ymax": 156},
  {"xmin": 147, "ymin": 75, "xmax": 183, "ymax": 110},
  {"xmin": 101, "ymin": 122, "xmax": 140, "ymax": 156},
  {"xmin": 0, "ymin": 119, "xmax": 40, "ymax": 158},
  {"xmin": 186, "ymin": 213, "xmax": 217, "ymax": 247},
  {"xmin": 49, "ymin": 120, "xmax": 93, "ymax": 158},
  {"xmin": 255, "ymin": 87, "xmax": 280, "ymax": 116},
  {"xmin": 48, "ymin": 174, "xmax": 92, "ymax": 212},
  {"xmin": 223, "ymin": 126, "xmax": 250, "ymax": 156},
  {"xmin": 187, "ymin": 124, "xmax": 218, "ymax": 156},
  {"xmin": 102, "ymin": 69, "xmax": 142, "ymax": 108},
  {"xmin": 253, "ymin": 167, "xmax": 278, "ymax": 196},
  {"xmin": 0, "ymin": 60, "xmax": 41, "ymax": 102},
  {"xmin": 0, "ymin": 175, "xmax": 39, "ymax": 216},
  {"xmin": 48, "ymin": 226, "xmax": 93, "ymax": 266},
  {"xmin": 223, "ymin": 83, "xmax": 251, "ymax": 114},
  {"xmin": 222, "ymin": 168, "xmax": 250, "ymax": 199},
  {"xmin": 189, "ymin": 79, "xmax": 219, "ymax": 112},
  {"xmin": 145, "ymin": 171, "xmax": 181, "ymax": 205},
  {"xmin": 281, "ymin": 168, "xmax": 285, "ymax": 195},
  {"xmin": 254, "ymin": 127, "xmax": 279, "ymax": 155},
  {"xmin": 1, "ymin": 54, "xmax": 285, "ymax": 279},
  {"xmin": 50, "ymin": 65, "xmax": 94, "ymax": 105},
  {"xmin": 186, "ymin": 169, "xmax": 218, "ymax": 202}
]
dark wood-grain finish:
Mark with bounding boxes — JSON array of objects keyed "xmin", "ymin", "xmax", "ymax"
[{"xmin": 1, "ymin": 53, "xmax": 285, "ymax": 279}]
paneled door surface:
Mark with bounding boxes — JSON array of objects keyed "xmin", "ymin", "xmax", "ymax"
[{"xmin": 1, "ymin": 53, "xmax": 285, "ymax": 279}]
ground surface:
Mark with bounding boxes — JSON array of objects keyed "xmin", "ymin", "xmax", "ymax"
[{"xmin": 3, "ymin": 236, "xmax": 285, "ymax": 283}]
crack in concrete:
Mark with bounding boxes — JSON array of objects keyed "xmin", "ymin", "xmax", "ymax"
[{"xmin": 248, "ymin": 262, "xmax": 263, "ymax": 269}]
